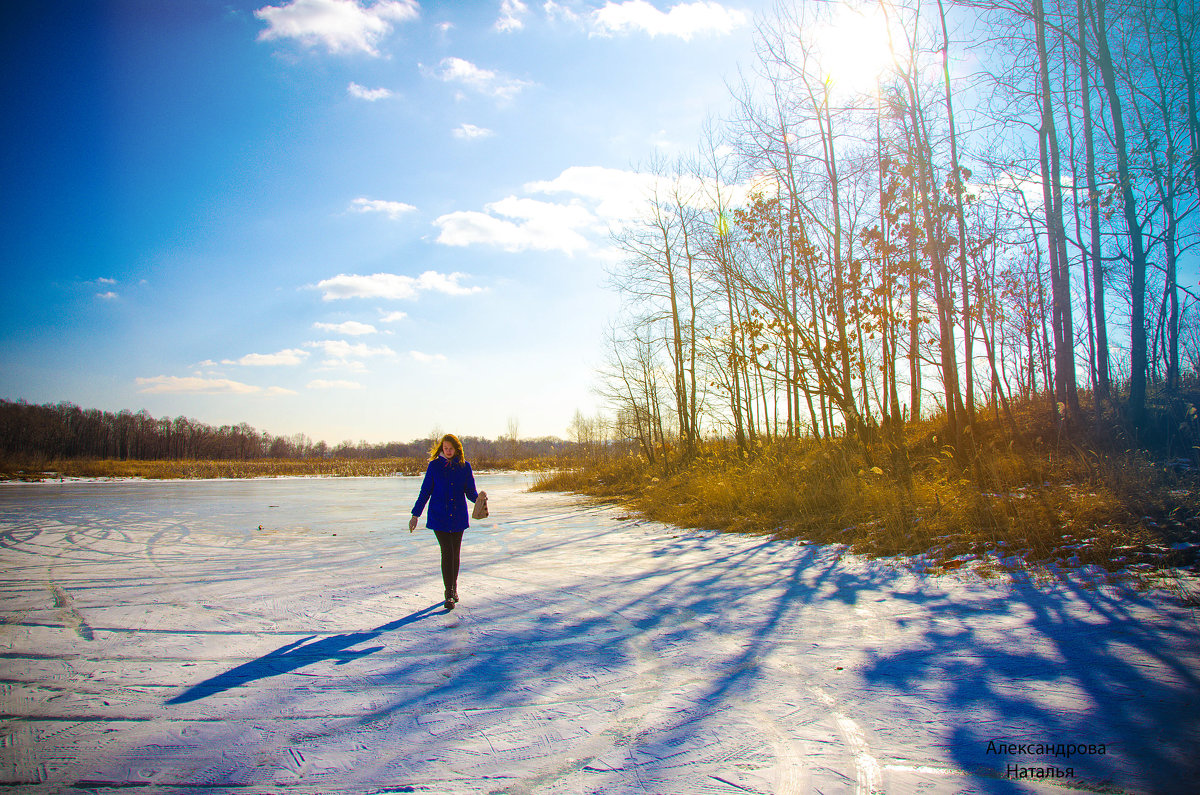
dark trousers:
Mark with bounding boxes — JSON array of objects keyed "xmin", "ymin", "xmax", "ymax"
[{"xmin": 433, "ymin": 530, "xmax": 463, "ymax": 593}]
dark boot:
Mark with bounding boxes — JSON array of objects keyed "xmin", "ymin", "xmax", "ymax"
[{"xmin": 444, "ymin": 588, "xmax": 456, "ymax": 610}]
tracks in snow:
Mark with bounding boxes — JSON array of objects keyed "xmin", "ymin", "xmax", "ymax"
[{"xmin": 1, "ymin": 476, "xmax": 1013, "ymax": 793}]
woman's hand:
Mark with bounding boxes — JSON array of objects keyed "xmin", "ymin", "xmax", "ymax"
[{"xmin": 408, "ymin": 515, "xmax": 418, "ymax": 533}]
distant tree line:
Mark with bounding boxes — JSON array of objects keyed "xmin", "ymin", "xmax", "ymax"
[{"xmin": 0, "ymin": 400, "xmax": 571, "ymax": 463}]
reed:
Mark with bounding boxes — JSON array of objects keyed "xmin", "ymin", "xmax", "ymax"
[{"xmin": 533, "ymin": 407, "xmax": 1200, "ymax": 575}]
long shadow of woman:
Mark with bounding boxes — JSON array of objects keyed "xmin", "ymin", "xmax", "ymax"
[{"xmin": 166, "ymin": 603, "xmax": 444, "ymax": 705}]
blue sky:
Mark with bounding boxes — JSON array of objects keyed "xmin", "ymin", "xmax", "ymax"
[{"xmin": 1, "ymin": 0, "xmax": 767, "ymax": 444}]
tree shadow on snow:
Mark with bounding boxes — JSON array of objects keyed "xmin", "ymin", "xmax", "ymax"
[
  {"xmin": 861, "ymin": 573, "xmax": 1200, "ymax": 793},
  {"xmin": 154, "ymin": 520, "xmax": 1200, "ymax": 793},
  {"xmin": 317, "ymin": 532, "xmax": 1200, "ymax": 793},
  {"xmin": 166, "ymin": 602, "xmax": 444, "ymax": 705},
  {"xmin": 280, "ymin": 534, "xmax": 901, "ymax": 791}
]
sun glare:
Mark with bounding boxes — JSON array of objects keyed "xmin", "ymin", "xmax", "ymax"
[{"xmin": 812, "ymin": 4, "xmax": 899, "ymax": 97}]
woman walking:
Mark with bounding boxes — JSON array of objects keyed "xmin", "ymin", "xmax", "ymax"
[{"xmin": 409, "ymin": 433, "xmax": 486, "ymax": 610}]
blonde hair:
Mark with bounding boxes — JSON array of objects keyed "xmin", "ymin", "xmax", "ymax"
[{"xmin": 430, "ymin": 433, "xmax": 465, "ymax": 465}]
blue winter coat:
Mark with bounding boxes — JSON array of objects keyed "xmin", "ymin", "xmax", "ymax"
[{"xmin": 411, "ymin": 456, "xmax": 479, "ymax": 532}]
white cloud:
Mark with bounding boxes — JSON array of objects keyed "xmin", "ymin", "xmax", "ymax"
[
  {"xmin": 255, "ymin": 0, "xmax": 419, "ymax": 56},
  {"xmin": 348, "ymin": 82, "xmax": 393, "ymax": 100},
  {"xmin": 591, "ymin": 1, "xmax": 746, "ymax": 40},
  {"xmin": 431, "ymin": 165, "xmax": 673, "ymax": 255},
  {"xmin": 98, "ymin": 277, "xmax": 117, "ymax": 285},
  {"xmin": 308, "ymin": 378, "xmax": 365, "ymax": 389},
  {"xmin": 136, "ymin": 376, "xmax": 296, "ymax": 395},
  {"xmin": 254, "ymin": 0, "xmax": 422, "ymax": 56},
  {"xmin": 495, "ymin": 0, "xmax": 529, "ymax": 31},
  {"xmin": 493, "ymin": 195, "xmax": 595, "ymax": 227},
  {"xmin": 410, "ymin": 350, "xmax": 447, "ymax": 363},
  {"xmin": 434, "ymin": 196, "xmax": 595, "ymax": 253},
  {"xmin": 349, "ymin": 197, "xmax": 416, "ymax": 218},
  {"xmin": 526, "ymin": 165, "xmax": 658, "ymax": 222},
  {"xmin": 535, "ymin": 164, "xmax": 757, "ymax": 224},
  {"xmin": 434, "ymin": 164, "xmax": 757, "ymax": 257},
  {"xmin": 315, "ymin": 271, "xmax": 482, "ymax": 300},
  {"xmin": 544, "ymin": 1, "xmax": 580, "ymax": 24},
  {"xmin": 307, "ymin": 340, "xmax": 396, "ymax": 357},
  {"xmin": 452, "ymin": 123, "xmax": 494, "ymax": 140},
  {"xmin": 313, "ymin": 320, "xmax": 378, "ymax": 335},
  {"xmin": 379, "ymin": 310, "xmax": 408, "ymax": 322},
  {"xmin": 431, "ymin": 57, "xmax": 532, "ymax": 101},
  {"xmin": 307, "ymin": 339, "xmax": 397, "ymax": 368},
  {"xmin": 96, "ymin": 291, "xmax": 119, "ymax": 300},
  {"xmin": 222, "ymin": 348, "xmax": 310, "ymax": 366}
]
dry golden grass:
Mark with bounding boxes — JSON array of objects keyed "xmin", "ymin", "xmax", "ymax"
[{"xmin": 533, "ymin": 410, "xmax": 1200, "ymax": 575}]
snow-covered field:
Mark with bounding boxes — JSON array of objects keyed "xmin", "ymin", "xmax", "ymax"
[{"xmin": 2, "ymin": 473, "xmax": 1198, "ymax": 794}]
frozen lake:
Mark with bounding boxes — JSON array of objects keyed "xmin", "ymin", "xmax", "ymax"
[{"xmin": 2, "ymin": 473, "xmax": 1199, "ymax": 793}]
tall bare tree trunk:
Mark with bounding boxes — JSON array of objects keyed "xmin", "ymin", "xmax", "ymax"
[
  {"xmin": 906, "ymin": 82, "xmax": 964, "ymax": 447},
  {"xmin": 1078, "ymin": 0, "xmax": 1110, "ymax": 401},
  {"xmin": 722, "ymin": 242, "xmax": 747, "ymax": 453},
  {"xmin": 907, "ymin": 172, "xmax": 922, "ymax": 422},
  {"xmin": 937, "ymin": 0, "xmax": 976, "ymax": 426},
  {"xmin": 1165, "ymin": 0, "xmax": 1200, "ymax": 195},
  {"xmin": 1139, "ymin": 24, "xmax": 1183, "ymax": 391},
  {"xmin": 1034, "ymin": 0, "xmax": 1080, "ymax": 420},
  {"xmin": 816, "ymin": 86, "xmax": 862, "ymax": 443},
  {"xmin": 1092, "ymin": 0, "xmax": 1148, "ymax": 422},
  {"xmin": 1060, "ymin": 24, "xmax": 1098, "ymax": 402}
]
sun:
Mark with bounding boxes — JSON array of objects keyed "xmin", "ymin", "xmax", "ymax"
[{"xmin": 811, "ymin": 3, "xmax": 901, "ymax": 98}]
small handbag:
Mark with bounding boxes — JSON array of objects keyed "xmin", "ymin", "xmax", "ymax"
[{"xmin": 472, "ymin": 492, "xmax": 489, "ymax": 520}]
